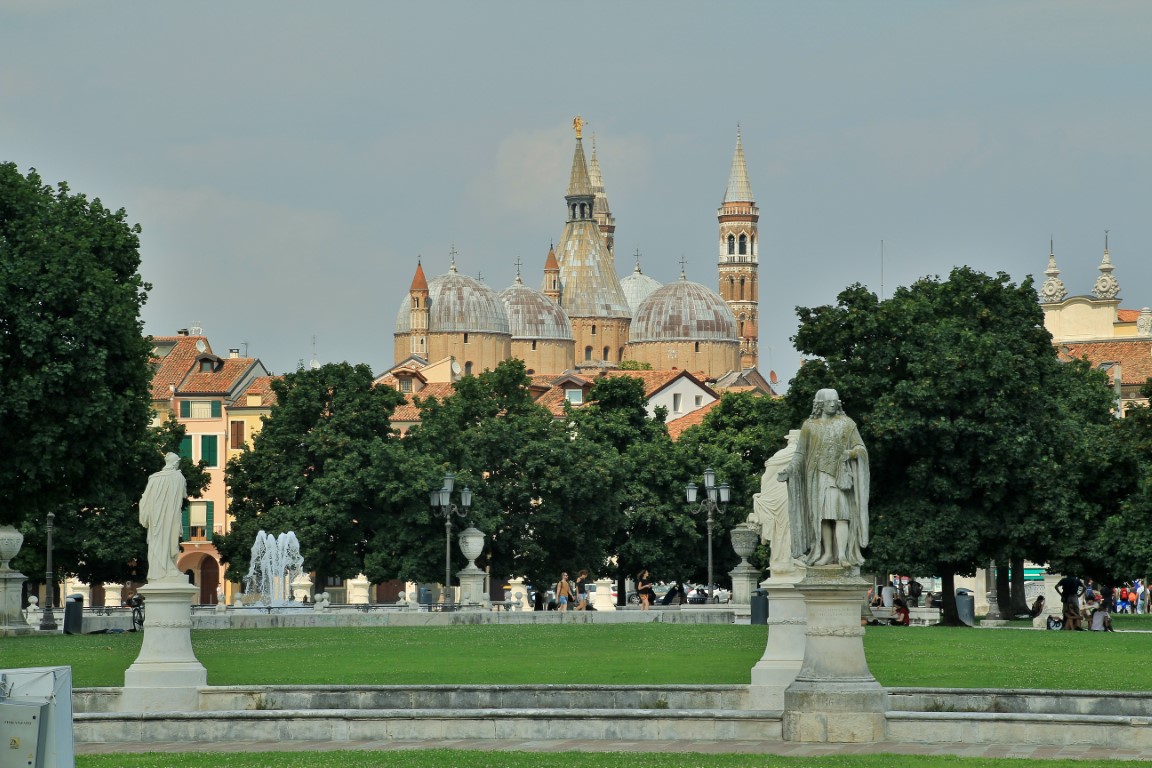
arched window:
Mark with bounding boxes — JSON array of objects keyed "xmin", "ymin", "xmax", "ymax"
[
  {"xmin": 585, "ymin": 346, "xmax": 593, "ymax": 361},
  {"xmin": 694, "ymin": 341, "xmax": 700, "ymax": 353},
  {"xmin": 571, "ymin": 204, "xmax": 578, "ymax": 219},
  {"xmin": 464, "ymin": 361, "xmax": 473, "ymax": 376},
  {"xmin": 739, "ymin": 234, "xmax": 747, "ymax": 255},
  {"xmin": 531, "ymin": 340, "xmax": 537, "ymax": 351},
  {"xmin": 580, "ymin": 203, "xmax": 587, "ymax": 219},
  {"xmin": 727, "ymin": 235, "xmax": 735, "ymax": 255},
  {"xmin": 463, "ymin": 332, "xmax": 469, "ymax": 344},
  {"xmin": 739, "ymin": 278, "xmax": 745, "ymax": 300},
  {"xmin": 412, "ymin": 297, "xmax": 418, "ymax": 308},
  {"xmin": 618, "ymin": 347, "xmax": 625, "ymax": 361},
  {"xmin": 591, "ymin": 324, "xmax": 597, "ymax": 336},
  {"xmin": 603, "ymin": 346, "xmax": 609, "ymax": 360}
]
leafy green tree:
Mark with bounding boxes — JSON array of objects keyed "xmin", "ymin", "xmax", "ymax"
[
  {"xmin": 217, "ymin": 362, "xmax": 422, "ymax": 588},
  {"xmin": 404, "ymin": 360, "xmax": 623, "ymax": 588},
  {"xmin": 786, "ymin": 268, "xmax": 1120, "ymax": 624},
  {"xmin": 1, "ymin": 164, "xmax": 154, "ymax": 577}
]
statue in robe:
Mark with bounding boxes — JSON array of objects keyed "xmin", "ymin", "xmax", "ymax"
[
  {"xmin": 139, "ymin": 452, "xmax": 187, "ymax": 582},
  {"xmin": 749, "ymin": 429, "xmax": 801, "ymax": 576}
]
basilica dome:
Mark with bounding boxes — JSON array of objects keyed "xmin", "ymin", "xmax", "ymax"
[
  {"xmin": 619, "ymin": 263, "xmax": 663, "ymax": 313},
  {"xmin": 395, "ymin": 267, "xmax": 510, "ymax": 335},
  {"xmin": 629, "ymin": 275, "xmax": 738, "ymax": 343},
  {"xmin": 499, "ymin": 277, "xmax": 573, "ymax": 340}
]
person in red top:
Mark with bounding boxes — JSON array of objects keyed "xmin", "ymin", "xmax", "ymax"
[{"xmin": 889, "ymin": 597, "xmax": 910, "ymax": 626}]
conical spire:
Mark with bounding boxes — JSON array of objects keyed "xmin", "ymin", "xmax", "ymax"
[
  {"xmin": 589, "ymin": 133, "xmax": 612, "ymax": 220},
  {"xmin": 1038, "ymin": 239, "xmax": 1066, "ymax": 304},
  {"xmin": 566, "ymin": 117, "xmax": 593, "ymax": 198},
  {"xmin": 410, "ymin": 259, "xmax": 428, "ymax": 292},
  {"xmin": 1093, "ymin": 230, "xmax": 1120, "ymax": 299},
  {"xmin": 723, "ymin": 124, "xmax": 755, "ymax": 204}
]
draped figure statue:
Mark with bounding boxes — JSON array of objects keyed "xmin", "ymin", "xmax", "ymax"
[{"xmin": 139, "ymin": 452, "xmax": 187, "ymax": 582}]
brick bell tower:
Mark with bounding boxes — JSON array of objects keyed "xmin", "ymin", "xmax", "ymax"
[{"xmin": 717, "ymin": 126, "xmax": 759, "ymax": 370}]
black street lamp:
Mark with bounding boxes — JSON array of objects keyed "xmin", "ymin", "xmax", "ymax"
[
  {"xmin": 39, "ymin": 510, "xmax": 57, "ymax": 631},
  {"xmin": 686, "ymin": 468, "xmax": 730, "ymax": 603},
  {"xmin": 429, "ymin": 472, "xmax": 472, "ymax": 603}
]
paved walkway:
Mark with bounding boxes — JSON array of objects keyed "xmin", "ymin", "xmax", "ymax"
[{"xmin": 75, "ymin": 738, "xmax": 1152, "ymax": 761}]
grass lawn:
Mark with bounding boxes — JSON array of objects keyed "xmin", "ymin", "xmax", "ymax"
[
  {"xmin": 5, "ymin": 619, "xmax": 1152, "ymax": 690},
  {"xmin": 73, "ymin": 751, "xmax": 1152, "ymax": 768}
]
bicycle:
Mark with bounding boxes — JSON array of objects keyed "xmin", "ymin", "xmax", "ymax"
[{"xmin": 129, "ymin": 594, "xmax": 145, "ymax": 631}]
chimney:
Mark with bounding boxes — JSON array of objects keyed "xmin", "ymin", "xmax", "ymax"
[
  {"xmin": 229, "ymin": 349, "xmax": 240, "ymax": 359},
  {"xmin": 177, "ymin": 329, "xmax": 189, "ymax": 336}
]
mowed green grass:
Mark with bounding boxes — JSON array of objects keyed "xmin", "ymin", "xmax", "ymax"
[
  {"xmin": 5, "ymin": 617, "xmax": 1152, "ymax": 690},
  {"xmin": 73, "ymin": 751, "xmax": 1152, "ymax": 768}
]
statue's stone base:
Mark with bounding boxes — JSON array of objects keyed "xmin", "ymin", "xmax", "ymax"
[
  {"xmin": 783, "ymin": 566, "xmax": 887, "ymax": 742},
  {"xmin": 121, "ymin": 581, "xmax": 206, "ymax": 712},
  {"xmin": 729, "ymin": 564, "xmax": 760, "ymax": 606},
  {"xmin": 456, "ymin": 565, "xmax": 488, "ymax": 609},
  {"xmin": 749, "ymin": 576, "xmax": 807, "ymax": 710},
  {"xmin": 0, "ymin": 569, "xmax": 34, "ymax": 636}
]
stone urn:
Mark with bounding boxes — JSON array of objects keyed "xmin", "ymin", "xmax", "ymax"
[
  {"xmin": 0, "ymin": 524, "xmax": 23, "ymax": 571},
  {"xmin": 730, "ymin": 522, "xmax": 759, "ymax": 568},
  {"xmin": 458, "ymin": 526, "xmax": 485, "ymax": 568}
]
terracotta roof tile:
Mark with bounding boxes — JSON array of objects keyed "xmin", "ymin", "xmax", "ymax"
[
  {"xmin": 667, "ymin": 399, "xmax": 721, "ymax": 440},
  {"xmin": 229, "ymin": 375, "xmax": 280, "ymax": 408},
  {"xmin": 392, "ymin": 382, "xmax": 457, "ymax": 424},
  {"xmin": 149, "ymin": 336, "xmax": 209, "ymax": 401},
  {"xmin": 1118, "ymin": 309, "xmax": 1141, "ymax": 323},
  {"xmin": 179, "ymin": 357, "xmax": 262, "ymax": 395},
  {"xmin": 1059, "ymin": 339, "xmax": 1152, "ymax": 387}
]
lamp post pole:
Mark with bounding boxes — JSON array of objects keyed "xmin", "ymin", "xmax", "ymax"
[
  {"xmin": 39, "ymin": 511, "xmax": 57, "ymax": 631},
  {"xmin": 429, "ymin": 472, "xmax": 472, "ymax": 604},
  {"xmin": 686, "ymin": 469, "xmax": 729, "ymax": 603}
]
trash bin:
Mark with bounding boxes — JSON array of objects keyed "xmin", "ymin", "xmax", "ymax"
[
  {"xmin": 63, "ymin": 593, "xmax": 84, "ymax": 635},
  {"xmin": 750, "ymin": 589, "xmax": 769, "ymax": 625},
  {"xmin": 955, "ymin": 588, "xmax": 975, "ymax": 627}
]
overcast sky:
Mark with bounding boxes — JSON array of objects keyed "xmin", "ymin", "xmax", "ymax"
[{"xmin": 3, "ymin": 2, "xmax": 1149, "ymax": 388}]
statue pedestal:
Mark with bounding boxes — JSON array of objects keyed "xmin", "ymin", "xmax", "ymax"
[
  {"xmin": 783, "ymin": 566, "xmax": 887, "ymax": 743},
  {"xmin": 591, "ymin": 578, "xmax": 615, "ymax": 611},
  {"xmin": 749, "ymin": 574, "xmax": 806, "ymax": 710},
  {"xmin": 0, "ymin": 568, "xmax": 34, "ymax": 636},
  {"xmin": 729, "ymin": 564, "xmax": 760, "ymax": 606},
  {"xmin": 456, "ymin": 564, "xmax": 487, "ymax": 609},
  {"xmin": 121, "ymin": 581, "xmax": 206, "ymax": 712}
]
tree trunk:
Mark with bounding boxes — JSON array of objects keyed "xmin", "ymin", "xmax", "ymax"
[
  {"xmin": 1010, "ymin": 555, "xmax": 1030, "ymax": 615},
  {"xmin": 994, "ymin": 561, "xmax": 1012, "ymax": 620},
  {"xmin": 938, "ymin": 571, "xmax": 966, "ymax": 625}
]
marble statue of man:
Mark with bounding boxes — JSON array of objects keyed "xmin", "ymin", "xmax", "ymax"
[
  {"xmin": 750, "ymin": 429, "xmax": 800, "ymax": 575},
  {"xmin": 139, "ymin": 452, "xmax": 187, "ymax": 582},
  {"xmin": 778, "ymin": 389, "xmax": 869, "ymax": 566}
]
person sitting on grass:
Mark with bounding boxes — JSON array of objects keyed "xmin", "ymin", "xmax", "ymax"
[
  {"xmin": 1089, "ymin": 604, "xmax": 1115, "ymax": 632},
  {"xmin": 889, "ymin": 597, "xmax": 910, "ymax": 626}
]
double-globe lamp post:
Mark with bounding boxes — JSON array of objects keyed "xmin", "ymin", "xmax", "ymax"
[
  {"xmin": 429, "ymin": 472, "xmax": 471, "ymax": 604},
  {"xmin": 685, "ymin": 468, "xmax": 730, "ymax": 603},
  {"xmin": 39, "ymin": 510, "xmax": 57, "ymax": 631}
]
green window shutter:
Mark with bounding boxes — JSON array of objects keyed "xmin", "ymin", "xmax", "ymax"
[
  {"xmin": 181, "ymin": 503, "xmax": 190, "ymax": 542},
  {"xmin": 180, "ymin": 400, "xmax": 191, "ymax": 418},
  {"xmin": 201, "ymin": 435, "xmax": 218, "ymax": 467},
  {"xmin": 211, "ymin": 400, "xmax": 222, "ymax": 418},
  {"xmin": 179, "ymin": 436, "xmax": 193, "ymax": 462},
  {"xmin": 205, "ymin": 501, "xmax": 214, "ymax": 542}
]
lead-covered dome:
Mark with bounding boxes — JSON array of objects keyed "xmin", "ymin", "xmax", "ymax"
[
  {"xmin": 629, "ymin": 276, "xmax": 738, "ymax": 342},
  {"xmin": 395, "ymin": 268, "xmax": 510, "ymax": 335},
  {"xmin": 499, "ymin": 277, "xmax": 573, "ymax": 340},
  {"xmin": 619, "ymin": 264, "xmax": 662, "ymax": 313}
]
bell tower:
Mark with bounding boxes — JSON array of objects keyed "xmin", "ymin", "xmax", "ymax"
[{"xmin": 717, "ymin": 126, "xmax": 759, "ymax": 370}]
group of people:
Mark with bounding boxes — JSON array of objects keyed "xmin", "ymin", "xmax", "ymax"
[
  {"xmin": 545, "ymin": 570, "xmax": 591, "ymax": 612},
  {"xmin": 1054, "ymin": 574, "xmax": 1122, "ymax": 631}
]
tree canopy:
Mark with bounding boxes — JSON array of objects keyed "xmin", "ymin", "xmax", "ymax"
[
  {"xmin": 1, "ymin": 164, "xmax": 159, "ymax": 585},
  {"xmin": 785, "ymin": 267, "xmax": 1126, "ymax": 622}
]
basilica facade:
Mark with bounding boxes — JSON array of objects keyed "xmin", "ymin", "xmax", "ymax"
[{"xmin": 393, "ymin": 121, "xmax": 763, "ymax": 383}]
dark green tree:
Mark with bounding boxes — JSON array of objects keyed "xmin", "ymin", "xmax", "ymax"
[
  {"xmin": 1, "ymin": 164, "xmax": 154, "ymax": 578},
  {"xmin": 786, "ymin": 267, "xmax": 1121, "ymax": 624},
  {"xmin": 217, "ymin": 362, "xmax": 421, "ymax": 588},
  {"xmin": 403, "ymin": 360, "xmax": 623, "ymax": 588}
]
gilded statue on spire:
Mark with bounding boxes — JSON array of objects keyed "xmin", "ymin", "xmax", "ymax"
[{"xmin": 573, "ymin": 115, "xmax": 583, "ymax": 139}]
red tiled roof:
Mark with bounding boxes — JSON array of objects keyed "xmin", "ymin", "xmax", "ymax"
[
  {"xmin": 179, "ymin": 357, "xmax": 262, "ymax": 395},
  {"xmin": 1059, "ymin": 339, "xmax": 1152, "ymax": 387},
  {"xmin": 392, "ymin": 382, "xmax": 457, "ymax": 423},
  {"xmin": 1118, "ymin": 309, "xmax": 1141, "ymax": 323},
  {"xmin": 230, "ymin": 376, "xmax": 280, "ymax": 408},
  {"xmin": 666, "ymin": 399, "xmax": 721, "ymax": 440},
  {"xmin": 149, "ymin": 335, "xmax": 209, "ymax": 401}
]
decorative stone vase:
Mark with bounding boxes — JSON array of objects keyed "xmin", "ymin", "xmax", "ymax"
[
  {"xmin": 458, "ymin": 526, "xmax": 485, "ymax": 568},
  {"xmin": 730, "ymin": 523, "xmax": 759, "ymax": 568},
  {"xmin": 0, "ymin": 524, "xmax": 23, "ymax": 571}
]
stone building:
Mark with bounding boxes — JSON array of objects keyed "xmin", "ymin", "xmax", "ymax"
[
  {"xmin": 1039, "ymin": 236, "xmax": 1152, "ymax": 413},
  {"xmin": 392, "ymin": 120, "xmax": 766, "ymax": 386}
]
